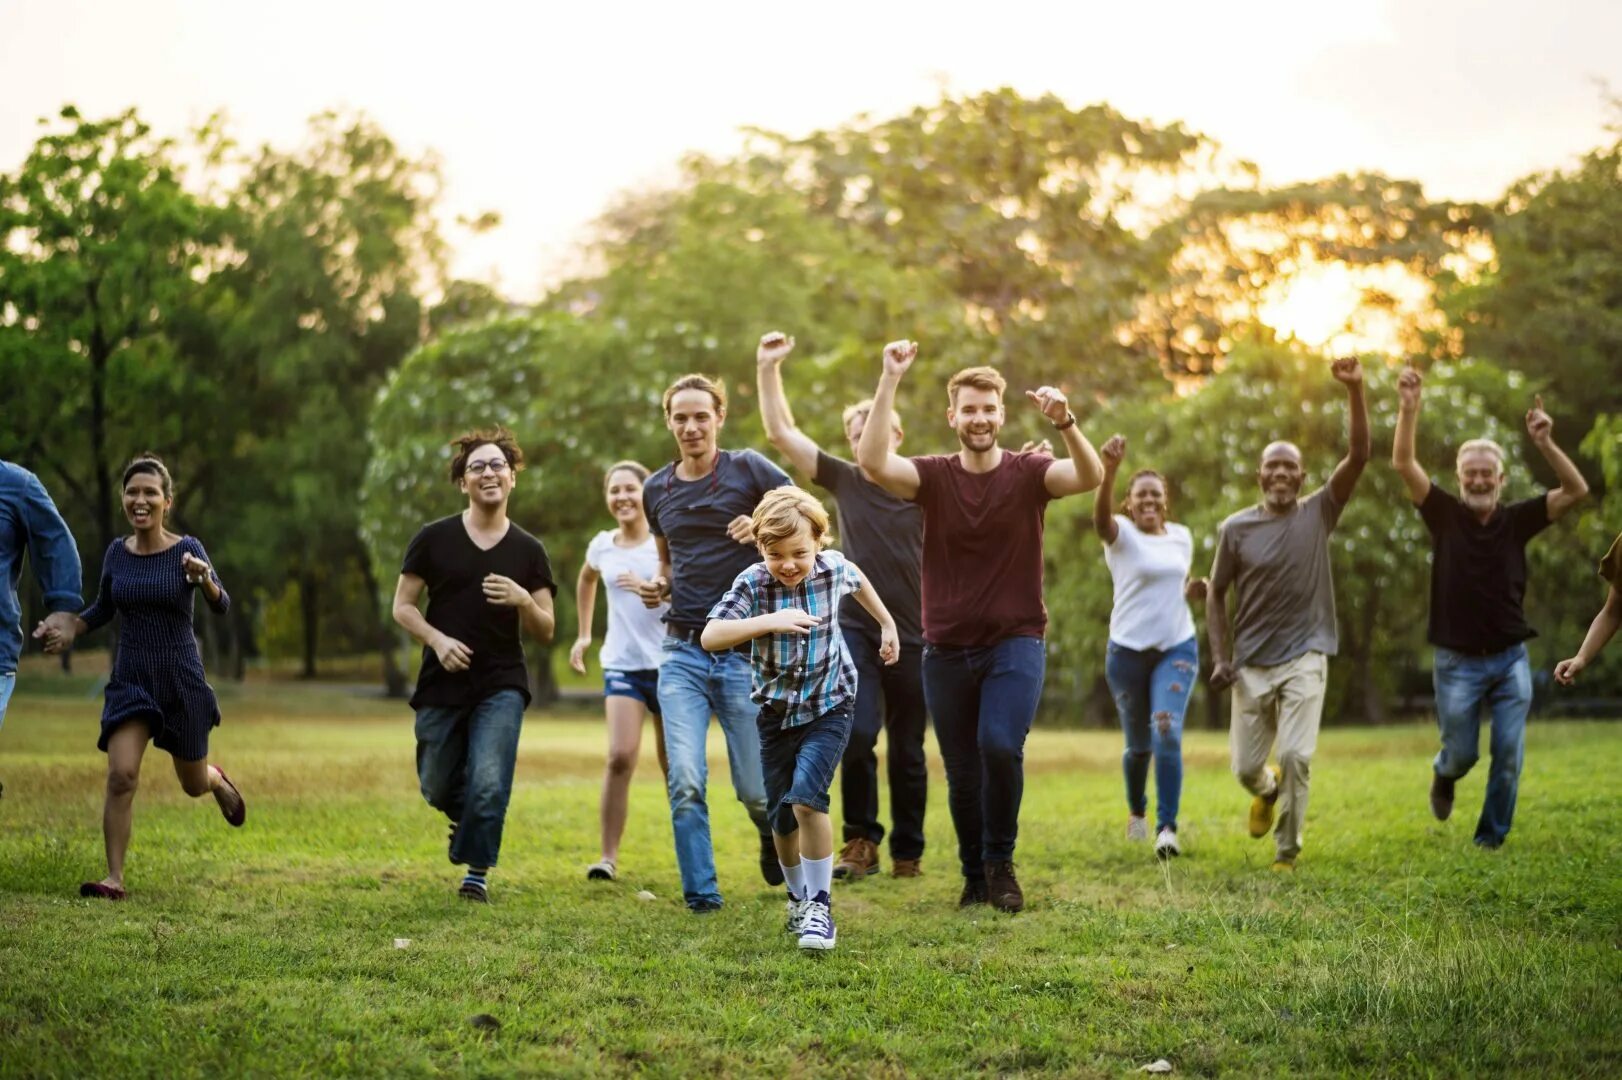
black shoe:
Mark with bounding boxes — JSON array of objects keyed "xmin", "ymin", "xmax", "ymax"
[
  {"xmin": 759, "ymin": 833, "xmax": 784, "ymax": 886},
  {"xmin": 984, "ymin": 860, "xmax": 1024, "ymax": 913},
  {"xmin": 688, "ymin": 899, "xmax": 723, "ymax": 914},
  {"xmin": 1430, "ymin": 773, "xmax": 1455, "ymax": 821},
  {"xmin": 958, "ymin": 875, "xmax": 988, "ymax": 907}
]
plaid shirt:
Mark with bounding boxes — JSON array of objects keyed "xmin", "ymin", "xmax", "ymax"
[{"xmin": 708, "ymin": 550, "xmax": 863, "ymax": 728}]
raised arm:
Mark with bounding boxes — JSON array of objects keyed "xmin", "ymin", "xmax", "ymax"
[
  {"xmin": 1526, "ymin": 395, "xmax": 1589, "ymax": 522},
  {"xmin": 1327, "ymin": 356, "xmax": 1372, "ymax": 506},
  {"xmin": 568, "ymin": 562, "xmax": 601, "ymax": 674},
  {"xmin": 1092, "ymin": 434, "xmax": 1125, "ymax": 543},
  {"xmin": 856, "ymin": 340, "xmax": 922, "ymax": 500},
  {"xmin": 1391, "ymin": 362, "xmax": 1432, "ymax": 504},
  {"xmin": 756, "ymin": 332, "xmax": 821, "ymax": 479},
  {"xmin": 1026, "ymin": 385, "xmax": 1104, "ymax": 498}
]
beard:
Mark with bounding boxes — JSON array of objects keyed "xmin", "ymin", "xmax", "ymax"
[
  {"xmin": 957, "ymin": 427, "xmax": 997, "ymax": 452},
  {"xmin": 1263, "ymin": 484, "xmax": 1300, "ymax": 511},
  {"xmin": 1461, "ymin": 489, "xmax": 1500, "ymax": 514}
]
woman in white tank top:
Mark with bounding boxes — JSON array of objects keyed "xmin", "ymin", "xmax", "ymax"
[{"xmin": 570, "ymin": 461, "xmax": 669, "ymax": 882}]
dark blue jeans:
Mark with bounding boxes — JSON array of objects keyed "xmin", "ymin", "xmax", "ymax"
[
  {"xmin": 922, "ymin": 636, "xmax": 1046, "ymax": 879},
  {"xmin": 1433, "ymin": 643, "xmax": 1532, "ymax": 846},
  {"xmin": 1104, "ymin": 636, "xmax": 1197, "ymax": 832},
  {"xmin": 758, "ymin": 702, "xmax": 854, "ymax": 836},
  {"xmin": 414, "ymin": 689, "xmax": 525, "ymax": 869},
  {"xmin": 839, "ymin": 632, "xmax": 929, "ymax": 860}
]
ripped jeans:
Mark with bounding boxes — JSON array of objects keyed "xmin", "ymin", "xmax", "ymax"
[{"xmin": 1104, "ymin": 636, "xmax": 1197, "ymax": 833}]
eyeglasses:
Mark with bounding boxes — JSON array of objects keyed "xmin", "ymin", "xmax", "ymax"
[{"xmin": 465, "ymin": 458, "xmax": 510, "ymax": 477}]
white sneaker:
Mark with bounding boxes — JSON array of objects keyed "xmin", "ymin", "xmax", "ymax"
[
  {"xmin": 784, "ymin": 894, "xmax": 809, "ymax": 934},
  {"xmin": 586, "ymin": 860, "xmax": 616, "ymax": 881},
  {"xmin": 1154, "ymin": 827, "xmax": 1181, "ymax": 860},
  {"xmin": 1126, "ymin": 815, "xmax": 1149, "ymax": 841},
  {"xmin": 796, "ymin": 893, "xmax": 836, "ymax": 951}
]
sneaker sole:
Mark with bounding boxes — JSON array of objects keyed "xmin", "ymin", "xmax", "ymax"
[
  {"xmin": 586, "ymin": 868, "xmax": 615, "ymax": 881},
  {"xmin": 1155, "ymin": 845, "xmax": 1180, "ymax": 860},
  {"xmin": 797, "ymin": 934, "xmax": 837, "ymax": 950}
]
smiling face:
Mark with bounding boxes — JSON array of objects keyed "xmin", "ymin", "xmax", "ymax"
[
  {"xmin": 666, "ymin": 388, "xmax": 724, "ymax": 462},
  {"xmin": 1126, "ymin": 473, "xmax": 1169, "ymax": 533},
  {"xmin": 1456, "ymin": 447, "xmax": 1506, "ymax": 515},
  {"xmin": 947, "ymin": 385, "xmax": 1004, "ymax": 454},
  {"xmin": 1257, "ymin": 441, "xmax": 1305, "ymax": 512},
  {"xmin": 759, "ymin": 521, "xmax": 818, "ymax": 589},
  {"xmin": 604, "ymin": 468, "xmax": 646, "ymax": 526},
  {"xmin": 122, "ymin": 469, "xmax": 171, "ymax": 534},
  {"xmin": 459, "ymin": 442, "xmax": 515, "ymax": 509}
]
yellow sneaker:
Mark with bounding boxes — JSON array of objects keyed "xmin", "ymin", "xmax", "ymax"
[
  {"xmin": 1248, "ymin": 766, "xmax": 1279, "ymax": 838},
  {"xmin": 1271, "ymin": 858, "xmax": 1295, "ymax": 873}
]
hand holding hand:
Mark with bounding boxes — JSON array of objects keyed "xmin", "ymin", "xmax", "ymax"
[
  {"xmin": 32, "ymin": 611, "xmax": 78, "ymax": 655},
  {"xmin": 181, "ymin": 552, "xmax": 211, "ymax": 585},
  {"xmin": 1330, "ymin": 356, "xmax": 1364, "ymax": 388},
  {"xmin": 1397, "ymin": 363, "xmax": 1422, "ymax": 410},
  {"xmin": 1100, "ymin": 434, "xmax": 1127, "ymax": 469},
  {"xmin": 1184, "ymin": 577, "xmax": 1208, "ymax": 604},
  {"xmin": 764, "ymin": 608, "xmax": 819, "ymax": 635},
  {"xmin": 569, "ymin": 638, "xmax": 590, "ymax": 675},
  {"xmin": 1209, "ymin": 660, "xmax": 1237, "ymax": 692},
  {"xmin": 757, "ymin": 331, "xmax": 795, "ymax": 367},
  {"xmin": 882, "ymin": 340, "xmax": 918, "ymax": 378},
  {"xmin": 433, "ymin": 633, "xmax": 473, "ymax": 673},
  {"xmin": 1526, "ymin": 394, "xmax": 1553, "ymax": 446},
  {"xmin": 482, "ymin": 574, "xmax": 532, "ymax": 608},
  {"xmin": 1026, "ymin": 385, "xmax": 1071, "ymax": 426},
  {"xmin": 726, "ymin": 515, "xmax": 755, "ymax": 545},
  {"xmin": 1553, "ymin": 655, "xmax": 1585, "ymax": 685}
]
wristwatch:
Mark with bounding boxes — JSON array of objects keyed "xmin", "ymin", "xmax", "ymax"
[{"xmin": 1052, "ymin": 411, "xmax": 1077, "ymax": 431}]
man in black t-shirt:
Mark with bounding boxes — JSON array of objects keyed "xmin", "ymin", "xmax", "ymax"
[
  {"xmin": 1392, "ymin": 366, "xmax": 1588, "ymax": 848},
  {"xmin": 392, "ymin": 427, "xmax": 556, "ymax": 901},
  {"xmin": 757, "ymin": 332, "xmax": 929, "ymax": 882}
]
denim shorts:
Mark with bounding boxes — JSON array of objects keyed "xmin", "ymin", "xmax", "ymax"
[
  {"xmin": 756, "ymin": 702, "xmax": 853, "ymax": 835},
  {"xmin": 603, "ymin": 668, "xmax": 661, "ymax": 714}
]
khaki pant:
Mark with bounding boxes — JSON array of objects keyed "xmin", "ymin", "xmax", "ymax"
[{"xmin": 1230, "ymin": 651, "xmax": 1327, "ymax": 861}]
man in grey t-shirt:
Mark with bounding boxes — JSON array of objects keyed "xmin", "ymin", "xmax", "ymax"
[{"xmin": 1208, "ymin": 358, "xmax": 1370, "ymax": 870}]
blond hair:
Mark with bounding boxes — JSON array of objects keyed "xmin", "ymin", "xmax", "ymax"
[
  {"xmin": 946, "ymin": 365, "xmax": 1006, "ymax": 405},
  {"xmin": 752, "ymin": 487, "xmax": 830, "ymax": 549},
  {"xmin": 841, "ymin": 398, "xmax": 903, "ymax": 438},
  {"xmin": 1456, "ymin": 438, "xmax": 1506, "ymax": 476}
]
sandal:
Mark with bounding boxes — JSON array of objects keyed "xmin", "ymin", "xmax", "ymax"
[
  {"xmin": 79, "ymin": 881, "xmax": 127, "ymax": 901},
  {"xmin": 212, "ymin": 766, "xmax": 246, "ymax": 827}
]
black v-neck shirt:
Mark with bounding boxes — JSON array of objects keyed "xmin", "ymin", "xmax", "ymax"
[
  {"xmin": 1419, "ymin": 484, "xmax": 1549, "ymax": 653},
  {"xmin": 401, "ymin": 514, "xmax": 556, "ymax": 709}
]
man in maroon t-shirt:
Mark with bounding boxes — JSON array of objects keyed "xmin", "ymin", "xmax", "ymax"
[{"xmin": 856, "ymin": 340, "xmax": 1104, "ymax": 911}]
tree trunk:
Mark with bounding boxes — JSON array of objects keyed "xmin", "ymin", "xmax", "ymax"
[
  {"xmin": 529, "ymin": 645, "xmax": 558, "ymax": 707},
  {"xmin": 88, "ymin": 281, "xmax": 119, "ymax": 678},
  {"xmin": 357, "ymin": 550, "xmax": 408, "ymax": 698},
  {"xmin": 230, "ymin": 605, "xmax": 252, "ymax": 681},
  {"xmin": 300, "ymin": 571, "xmax": 319, "ymax": 678}
]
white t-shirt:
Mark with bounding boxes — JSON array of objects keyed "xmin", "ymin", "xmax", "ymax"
[
  {"xmin": 585, "ymin": 530, "xmax": 667, "ymax": 671},
  {"xmin": 1103, "ymin": 516, "xmax": 1197, "ymax": 652}
]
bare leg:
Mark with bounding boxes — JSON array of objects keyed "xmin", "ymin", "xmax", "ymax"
[
  {"xmin": 173, "ymin": 755, "xmax": 222, "ymax": 798},
  {"xmin": 100, "ymin": 722, "xmax": 149, "ymax": 888},
  {"xmin": 772, "ymin": 829, "xmax": 801, "ymax": 867},
  {"xmin": 599, "ymin": 696, "xmax": 648, "ymax": 865},
  {"xmin": 792, "ymin": 805, "xmax": 834, "ymax": 861}
]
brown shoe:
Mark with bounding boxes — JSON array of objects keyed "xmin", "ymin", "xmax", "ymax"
[
  {"xmin": 891, "ymin": 858, "xmax": 922, "ymax": 878},
  {"xmin": 832, "ymin": 837, "xmax": 879, "ymax": 880},
  {"xmin": 984, "ymin": 860, "xmax": 1024, "ymax": 913},
  {"xmin": 1430, "ymin": 772, "xmax": 1455, "ymax": 821}
]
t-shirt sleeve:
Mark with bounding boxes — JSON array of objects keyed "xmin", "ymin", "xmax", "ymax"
[
  {"xmin": 401, "ymin": 524, "xmax": 434, "ymax": 578},
  {"xmin": 1600, "ymin": 533, "xmax": 1622, "ymax": 589},
  {"xmin": 1417, "ymin": 482, "xmax": 1455, "ymax": 539},
  {"xmin": 527, "ymin": 538, "xmax": 558, "ymax": 597},
  {"xmin": 1210, "ymin": 521, "xmax": 1237, "ymax": 592},
  {"xmin": 911, "ymin": 454, "xmax": 941, "ymax": 506},
  {"xmin": 1509, "ymin": 493, "xmax": 1552, "ymax": 544},
  {"xmin": 746, "ymin": 450, "xmax": 794, "ymax": 496},
  {"xmin": 708, "ymin": 567, "xmax": 760, "ymax": 621},
  {"xmin": 813, "ymin": 450, "xmax": 846, "ymax": 494},
  {"xmin": 643, "ymin": 478, "xmax": 664, "ymax": 538},
  {"xmin": 1105, "ymin": 514, "xmax": 1134, "ymax": 552},
  {"xmin": 826, "ymin": 550, "xmax": 863, "ymax": 599},
  {"xmin": 1312, "ymin": 484, "xmax": 1347, "ymax": 530},
  {"xmin": 584, "ymin": 532, "xmax": 607, "ymax": 573},
  {"xmin": 1025, "ymin": 451, "xmax": 1059, "ymax": 504}
]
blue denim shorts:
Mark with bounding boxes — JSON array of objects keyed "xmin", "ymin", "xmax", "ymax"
[
  {"xmin": 756, "ymin": 702, "xmax": 853, "ymax": 835},
  {"xmin": 603, "ymin": 668, "xmax": 661, "ymax": 714}
]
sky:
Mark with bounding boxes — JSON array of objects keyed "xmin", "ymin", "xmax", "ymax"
[{"xmin": 3, "ymin": 0, "xmax": 1617, "ymax": 302}]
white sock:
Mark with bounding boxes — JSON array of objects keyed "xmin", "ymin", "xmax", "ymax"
[
  {"xmin": 781, "ymin": 861, "xmax": 806, "ymax": 900},
  {"xmin": 803, "ymin": 855, "xmax": 833, "ymax": 900}
]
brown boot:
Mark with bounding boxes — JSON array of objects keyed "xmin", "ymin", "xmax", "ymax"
[
  {"xmin": 832, "ymin": 837, "xmax": 879, "ymax": 880},
  {"xmin": 984, "ymin": 860, "xmax": 1024, "ymax": 913},
  {"xmin": 891, "ymin": 857, "xmax": 922, "ymax": 878}
]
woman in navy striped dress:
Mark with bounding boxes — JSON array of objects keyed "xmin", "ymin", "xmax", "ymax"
[{"xmin": 37, "ymin": 455, "xmax": 246, "ymax": 900}]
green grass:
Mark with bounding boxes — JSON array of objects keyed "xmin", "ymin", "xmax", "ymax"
[{"xmin": 1, "ymin": 684, "xmax": 1618, "ymax": 1078}]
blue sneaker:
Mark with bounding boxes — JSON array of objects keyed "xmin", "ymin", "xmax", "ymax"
[
  {"xmin": 796, "ymin": 892, "xmax": 836, "ymax": 951},
  {"xmin": 784, "ymin": 892, "xmax": 808, "ymax": 934}
]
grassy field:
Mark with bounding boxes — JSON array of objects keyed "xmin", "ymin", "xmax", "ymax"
[{"xmin": 0, "ymin": 682, "xmax": 1618, "ymax": 1078}]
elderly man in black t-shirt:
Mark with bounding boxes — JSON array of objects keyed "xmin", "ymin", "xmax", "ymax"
[
  {"xmin": 1392, "ymin": 366, "xmax": 1588, "ymax": 848},
  {"xmin": 757, "ymin": 331, "xmax": 929, "ymax": 882},
  {"xmin": 392, "ymin": 427, "xmax": 557, "ymax": 901}
]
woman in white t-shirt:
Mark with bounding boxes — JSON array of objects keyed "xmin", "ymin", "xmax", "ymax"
[
  {"xmin": 569, "ymin": 461, "xmax": 670, "ymax": 881},
  {"xmin": 1093, "ymin": 435, "xmax": 1207, "ymax": 860}
]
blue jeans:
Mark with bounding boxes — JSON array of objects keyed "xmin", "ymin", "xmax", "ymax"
[
  {"xmin": 1104, "ymin": 637, "xmax": 1197, "ymax": 832},
  {"xmin": 759, "ymin": 702, "xmax": 853, "ymax": 835},
  {"xmin": 414, "ymin": 688, "xmax": 526, "ymax": 869},
  {"xmin": 840, "ymin": 633, "xmax": 929, "ymax": 859},
  {"xmin": 657, "ymin": 639, "xmax": 770, "ymax": 908},
  {"xmin": 0, "ymin": 671, "xmax": 14, "ymax": 731},
  {"xmin": 1433, "ymin": 643, "xmax": 1532, "ymax": 846},
  {"xmin": 922, "ymin": 636, "xmax": 1046, "ymax": 878}
]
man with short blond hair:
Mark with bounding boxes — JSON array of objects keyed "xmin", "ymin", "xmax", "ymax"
[
  {"xmin": 757, "ymin": 332, "xmax": 929, "ymax": 883},
  {"xmin": 1393, "ymin": 369, "xmax": 1588, "ymax": 848}
]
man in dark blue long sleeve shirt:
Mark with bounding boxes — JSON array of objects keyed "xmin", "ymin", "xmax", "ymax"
[{"xmin": 1, "ymin": 460, "xmax": 83, "ymax": 747}]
